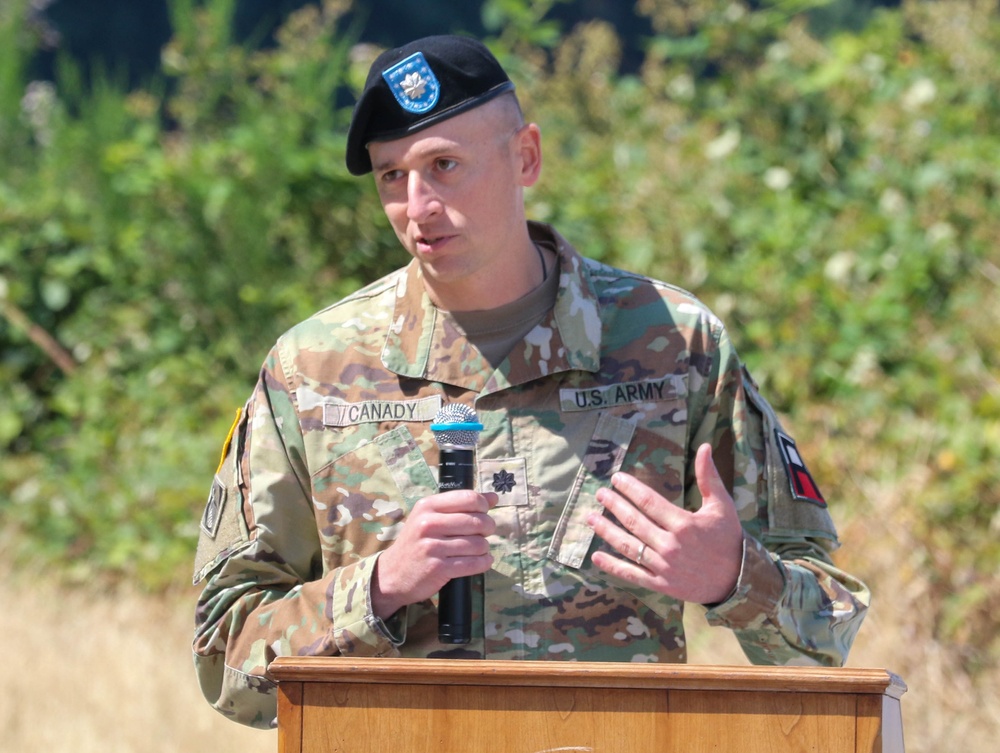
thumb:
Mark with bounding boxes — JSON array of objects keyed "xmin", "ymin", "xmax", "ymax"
[{"xmin": 694, "ymin": 443, "xmax": 732, "ymax": 511}]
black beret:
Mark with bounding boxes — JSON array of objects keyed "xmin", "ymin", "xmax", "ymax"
[{"xmin": 345, "ymin": 35, "xmax": 515, "ymax": 175}]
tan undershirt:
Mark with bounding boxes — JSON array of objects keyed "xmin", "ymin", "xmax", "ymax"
[{"xmin": 442, "ymin": 244, "xmax": 560, "ymax": 368}]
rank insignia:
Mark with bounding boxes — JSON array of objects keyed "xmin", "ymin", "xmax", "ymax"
[
  {"xmin": 492, "ymin": 469, "xmax": 516, "ymax": 494},
  {"xmin": 382, "ymin": 52, "xmax": 440, "ymax": 114},
  {"xmin": 478, "ymin": 457, "xmax": 529, "ymax": 508},
  {"xmin": 775, "ymin": 430, "xmax": 827, "ymax": 507}
]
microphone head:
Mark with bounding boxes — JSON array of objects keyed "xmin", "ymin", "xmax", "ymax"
[{"xmin": 430, "ymin": 403, "xmax": 483, "ymax": 448}]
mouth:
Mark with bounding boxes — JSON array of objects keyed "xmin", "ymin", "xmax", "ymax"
[{"xmin": 414, "ymin": 233, "xmax": 454, "ymax": 252}]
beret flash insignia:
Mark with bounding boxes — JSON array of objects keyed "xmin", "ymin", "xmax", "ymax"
[{"xmin": 383, "ymin": 52, "xmax": 440, "ymax": 114}]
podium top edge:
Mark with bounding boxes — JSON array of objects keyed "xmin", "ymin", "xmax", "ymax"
[{"xmin": 268, "ymin": 658, "xmax": 906, "ymax": 699}]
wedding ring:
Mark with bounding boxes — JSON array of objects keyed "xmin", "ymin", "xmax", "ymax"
[{"xmin": 636, "ymin": 542, "xmax": 647, "ymax": 566}]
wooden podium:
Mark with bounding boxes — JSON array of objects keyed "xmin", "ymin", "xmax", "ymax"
[{"xmin": 270, "ymin": 657, "xmax": 905, "ymax": 753}]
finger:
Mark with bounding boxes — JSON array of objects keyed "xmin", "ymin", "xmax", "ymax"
[
  {"xmin": 407, "ymin": 507, "xmax": 496, "ymax": 543},
  {"xmin": 418, "ymin": 489, "xmax": 493, "ymax": 514},
  {"xmin": 587, "ymin": 513, "xmax": 639, "ymax": 559},
  {"xmin": 603, "ymin": 471, "xmax": 685, "ymax": 530},
  {"xmin": 587, "ymin": 507, "xmax": 647, "ymax": 564},
  {"xmin": 694, "ymin": 443, "xmax": 733, "ymax": 512},
  {"xmin": 434, "ymin": 534, "xmax": 496, "ymax": 581},
  {"xmin": 590, "ymin": 549, "xmax": 661, "ymax": 589},
  {"xmin": 442, "ymin": 534, "xmax": 494, "ymax": 558},
  {"xmin": 438, "ymin": 510, "xmax": 497, "ymax": 538},
  {"xmin": 595, "ymin": 482, "xmax": 653, "ymax": 538}
]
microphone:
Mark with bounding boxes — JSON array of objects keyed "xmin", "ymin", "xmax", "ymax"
[{"xmin": 430, "ymin": 403, "xmax": 484, "ymax": 645}]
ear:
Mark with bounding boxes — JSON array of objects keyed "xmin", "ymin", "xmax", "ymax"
[{"xmin": 514, "ymin": 123, "xmax": 542, "ymax": 188}]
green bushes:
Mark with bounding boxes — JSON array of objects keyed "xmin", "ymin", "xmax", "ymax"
[
  {"xmin": 1, "ymin": 0, "xmax": 998, "ymax": 668},
  {"xmin": 526, "ymin": 1, "xmax": 1000, "ymax": 669},
  {"xmin": 0, "ymin": 0, "xmax": 402, "ymax": 587}
]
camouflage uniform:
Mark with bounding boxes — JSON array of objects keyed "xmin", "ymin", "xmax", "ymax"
[{"xmin": 192, "ymin": 223, "xmax": 869, "ymax": 728}]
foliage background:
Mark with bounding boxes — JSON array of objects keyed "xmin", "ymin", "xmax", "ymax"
[{"xmin": 1, "ymin": 1, "xmax": 998, "ymax": 749}]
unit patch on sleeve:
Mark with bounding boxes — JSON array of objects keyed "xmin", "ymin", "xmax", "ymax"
[
  {"xmin": 200, "ymin": 478, "xmax": 226, "ymax": 538},
  {"xmin": 775, "ymin": 430, "xmax": 827, "ymax": 507}
]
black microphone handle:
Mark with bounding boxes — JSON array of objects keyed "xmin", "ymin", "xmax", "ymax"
[{"xmin": 437, "ymin": 446, "xmax": 475, "ymax": 644}]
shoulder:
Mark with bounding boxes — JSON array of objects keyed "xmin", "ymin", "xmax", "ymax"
[
  {"xmin": 583, "ymin": 257, "xmax": 728, "ymax": 338},
  {"xmin": 275, "ymin": 267, "xmax": 406, "ymax": 353}
]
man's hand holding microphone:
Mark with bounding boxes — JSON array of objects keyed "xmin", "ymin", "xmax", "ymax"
[{"xmin": 370, "ymin": 404, "xmax": 496, "ymax": 643}]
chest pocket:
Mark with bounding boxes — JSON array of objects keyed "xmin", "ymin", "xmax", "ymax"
[
  {"xmin": 548, "ymin": 412, "xmax": 637, "ymax": 569},
  {"xmin": 310, "ymin": 425, "xmax": 438, "ymax": 566},
  {"xmin": 548, "ymin": 372, "xmax": 691, "ymax": 570}
]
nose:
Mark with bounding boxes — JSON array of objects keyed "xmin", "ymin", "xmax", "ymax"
[{"xmin": 406, "ymin": 171, "xmax": 442, "ymax": 222}]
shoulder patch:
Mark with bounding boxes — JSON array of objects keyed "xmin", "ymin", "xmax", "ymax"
[
  {"xmin": 741, "ymin": 367, "xmax": 839, "ymax": 545},
  {"xmin": 200, "ymin": 478, "xmax": 227, "ymax": 537},
  {"xmin": 193, "ymin": 404, "xmax": 252, "ymax": 584},
  {"xmin": 775, "ymin": 430, "xmax": 827, "ymax": 507}
]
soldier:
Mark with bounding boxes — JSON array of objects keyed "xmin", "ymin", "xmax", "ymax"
[{"xmin": 192, "ymin": 35, "xmax": 869, "ymax": 728}]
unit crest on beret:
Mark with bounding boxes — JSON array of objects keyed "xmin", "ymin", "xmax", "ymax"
[{"xmin": 383, "ymin": 52, "xmax": 441, "ymax": 113}]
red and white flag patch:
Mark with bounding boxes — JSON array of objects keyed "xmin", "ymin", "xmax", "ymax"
[{"xmin": 775, "ymin": 431, "xmax": 827, "ymax": 507}]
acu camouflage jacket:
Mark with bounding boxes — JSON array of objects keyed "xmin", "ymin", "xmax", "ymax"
[{"xmin": 192, "ymin": 223, "xmax": 869, "ymax": 728}]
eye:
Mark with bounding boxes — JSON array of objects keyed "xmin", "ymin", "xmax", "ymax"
[
  {"xmin": 434, "ymin": 157, "xmax": 458, "ymax": 173},
  {"xmin": 379, "ymin": 168, "xmax": 404, "ymax": 184}
]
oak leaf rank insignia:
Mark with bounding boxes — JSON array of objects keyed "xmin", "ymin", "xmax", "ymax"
[{"xmin": 492, "ymin": 469, "xmax": 516, "ymax": 494}]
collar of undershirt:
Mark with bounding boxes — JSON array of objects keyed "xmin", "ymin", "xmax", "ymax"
[{"xmin": 446, "ymin": 244, "xmax": 559, "ymax": 338}]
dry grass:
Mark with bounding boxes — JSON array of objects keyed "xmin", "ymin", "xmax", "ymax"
[
  {"xmin": 4, "ymin": 475, "xmax": 997, "ymax": 753},
  {"xmin": 0, "ymin": 573, "xmax": 274, "ymax": 753}
]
